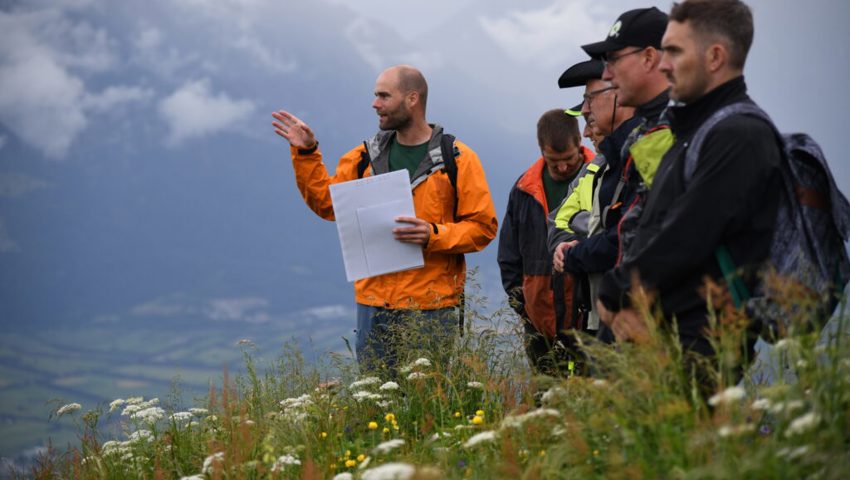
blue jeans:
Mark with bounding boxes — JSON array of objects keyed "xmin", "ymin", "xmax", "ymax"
[{"xmin": 355, "ymin": 304, "xmax": 459, "ymax": 374}]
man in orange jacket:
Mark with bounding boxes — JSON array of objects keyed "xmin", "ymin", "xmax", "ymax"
[{"xmin": 272, "ymin": 65, "xmax": 498, "ymax": 373}]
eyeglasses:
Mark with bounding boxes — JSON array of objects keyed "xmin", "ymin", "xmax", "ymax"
[
  {"xmin": 582, "ymin": 85, "xmax": 617, "ymax": 108},
  {"xmin": 602, "ymin": 48, "xmax": 646, "ymax": 68}
]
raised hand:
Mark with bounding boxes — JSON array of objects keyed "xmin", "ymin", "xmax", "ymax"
[{"xmin": 272, "ymin": 110, "xmax": 316, "ymax": 149}]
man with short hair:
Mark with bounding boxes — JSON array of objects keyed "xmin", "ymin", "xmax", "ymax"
[
  {"xmin": 499, "ymin": 109, "xmax": 594, "ymax": 376},
  {"xmin": 272, "ymin": 65, "xmax": 498, "ymax": 373},
  {"xmin": 579, "ymin": 7, "xmax": 673, "ymax": 263},
  {"xmin": 597, "ymin": 0, "xmax": 782, "ymax": 386},
  {"xmin": 549, "ymin": 59, "xmax": 637, "ymax": 339}
]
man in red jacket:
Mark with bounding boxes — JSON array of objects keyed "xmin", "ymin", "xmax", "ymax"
[{"xmin": 498, "ymin": 109, "xmax": 594, "ymax": 375}]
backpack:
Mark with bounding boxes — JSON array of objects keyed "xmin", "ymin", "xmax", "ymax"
[
  {"xmin": 357, "ymin": 133, "xmax": 460, "ymax": 191},
  {"xmin": 684, "ymin": 101, "xmax": 850, "ymax": 340}
]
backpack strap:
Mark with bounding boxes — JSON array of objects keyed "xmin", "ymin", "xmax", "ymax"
[
  {"xmin": 440, "ymin": 133, "xmax": 460, "ymax": 190},
  {"xmin": 357, "ymin": 141, "xmax": 370, "ymax": 178},
  {"xmin": 683, "ymin": 101, "xmax": 771, "ymax": 186}
]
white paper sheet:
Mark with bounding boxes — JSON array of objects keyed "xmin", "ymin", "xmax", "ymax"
[{"xmin": 329, "ymin": 170, "xmax": 424, "ymax": 282}]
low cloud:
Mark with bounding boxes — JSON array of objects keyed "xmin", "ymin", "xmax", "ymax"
[
  {"xmin": 479, "ymin": 0, "xmax": 614, "ymax": 70},
  {"xmin": 0, "ymin": 7, "xmax": 153, "ymax": 159},
  {"xmin": 158, "ymin": 78, "xmax": 255, "ymax": 146}
]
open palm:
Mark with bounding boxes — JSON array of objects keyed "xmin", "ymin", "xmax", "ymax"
[{"xmin": 271, "ymin": 110, "xmax": 316, "ymax": 149}]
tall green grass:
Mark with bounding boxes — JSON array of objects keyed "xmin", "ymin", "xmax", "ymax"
[{"xmin": 28, "ymin": 284, "xmax": 850, "ymax": 479}]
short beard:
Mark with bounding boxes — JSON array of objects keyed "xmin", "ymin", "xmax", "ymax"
[{"xmin": 382, "ymin": 111, "xmax": 412, "ymax": 132}]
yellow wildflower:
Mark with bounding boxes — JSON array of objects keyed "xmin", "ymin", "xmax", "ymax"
[
  {"xmin": 383, "ymin": 427, "xmax": 390, "ymax": 434},
  {"xmin": 321, "ymin": 432, "xmax": 328, "ymax": 439},
  {"xmin": 385, "ymin": 413, "xmax": 395, "ymax": 422},
  {"xmin": 539, "ymin": 450, "xmax": 546, "ymax": 457},
  {"xmin": 345, "ymin": 459, "xmax": 357, "ymax": 468},
  {"xmin": 475, "ymin": 409, "xmax": 485, "ymax": 416},
  {"xmin": 454, "ymin": 411, "xmax": 462, "ymax": 418},
  {"xmin": 368, "ymin": 421, "xmax": 379, "ymax": 430},
  {"xmin": 357, "ymin": 454, "xmax": 365, "ymax": 462},
  {"xmin": 471, "ymin": 415, "xmax": 484, "ymax": 425},
  {"xmin": 345, "ymin": 450, "xmax": 351, "ymax": 457}
]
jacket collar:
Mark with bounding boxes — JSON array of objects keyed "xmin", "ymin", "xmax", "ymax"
[
  {"xmin": 517, "ymin": 146, "xmax": 594, "ymax": 210},
  {"xmin": 667, "ymin": 75, "xmax": 750, "ymax": 136},
  {"xmin": 635, "ymin": 88, "xmax": 670, "ymax": 125},
  {"xmin": 600, "ymin": 114, "xmax": 641, "ymax": 168}
]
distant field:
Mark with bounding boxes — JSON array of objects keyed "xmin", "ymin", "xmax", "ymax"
[{"xmin": 0, "ymin": 312, "xmax": 351, "ymax": 457}]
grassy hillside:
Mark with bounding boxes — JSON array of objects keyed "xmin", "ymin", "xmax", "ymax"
[{"xmin": 14, "ymin": 291, "xmax": 850, "ymax": 479}]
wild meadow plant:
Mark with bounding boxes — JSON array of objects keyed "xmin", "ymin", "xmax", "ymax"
[{"xmin": 31, "ymin": 280, "xmax": 850, "ymax": 479}]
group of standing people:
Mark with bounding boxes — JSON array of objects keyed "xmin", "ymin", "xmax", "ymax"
[{"xmin": 272, "ymin": 0, "xmax": 814, "ymax": 390}]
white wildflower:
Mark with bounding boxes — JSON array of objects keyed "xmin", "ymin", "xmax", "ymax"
[
  {"xmin": 125, "ymin": 396, "xmax": 144, "ymax": 405},
  {"xmin": 428, "ymin": 432, "xmax": 451, "ymax": 442},
  {"xmin": 128, "ymin": 429, "xmax": 153, "ymax": 443},
  {"xmin": 353, "ymin": 390, "xmax": 383, "ymax": 402},
  {"xmin": 244, "ymin": 419, "xmax": 256, "ymax": 426},
  {"xmin": 592, "ymin": 379, "xmax": 609, "ymax": 387},
  {"xmin": 280, "ymin": 394, "xmax": 313, "ymax": 410},
  {"xmin": 406, "ymin": 372, "xmax": 427, "ymax": 380},
  {"xmin": 109, "ymin": 399, "xmax": 125, "ymax": 413},
  {"xmin": 206, "ymin": 415, "xmax": 219, "ymax": 423},
  {"xmin": 413, "ymin": 358, "xmax": 431, "ymax": 368},
  {"xmin": 707, "ymin": 386, "xmax": 747, "ymax": 407},
  {"xmin": 379, "ymin": 381, "xmax": 400, "ymax": 391},
  {"xmin": 464, "ymin": 430, "xmax": 498, "ymax": 448},
  {"xmin": 776, "ymin": 445, "xmax": 811, "ymax": 460},
  {"xmin": 202, "ymin": 452, "xmax": 225, "ymax": 474},
  {"xmin": 467, "ymin": 381, "xmax": 484, "ymax": 389},
  {"xmin": 373, "ymin": 438, "xmax": 405, "ymax": 454},
  {"xmin": 189, "ymin": 408, "xmax": 209, "ymax": 416},
  {"xmin": 171, "ymin": 412, "xmax": 193, "ymax": 422},
  {"xmin": 333, "ymin": 473, "xmax": 354, "ymax": 480},
  {"xmin": 376, "ymin": 400, "xmax": 393, "ymax": 409},
  {"xmin": 350, "ymin": 377, "xmax": 382, "ymax": 389},
  {"xmin": 785, "ymin": 411, "xmax": 820, "ymax": 437},
  {"xmin": 56, "ymin": 403, "xmax": 81, "ymax": 417},
  {"xmin": 270, "ymin": 454, "xmax": 301, "ymax": 471},
  {"xmin": 361, "ymin": 462, "xmax": 416, "ymax": 480},
  {"xmin": 500, "ymin": 408, "xmax": 561, "ymax": 430},
  {"xmin": 131, "ymin": 407, "xmax": 165, "ymax": 424},
  {"xmin": 751, "ymin": 398, "xmax": 772, "ymax": 411},
  {"xmin": 122, "ymin": 404, "xmax": 142, "ymax": 416},
  {"xmin": 540, "ymin": 386, "xmax": 567, "ymax": 406},
  {"xmin": 100, "ymin": 440, "xmax": 119, "ymax": 453},
  {"xmin": 552, "ymin": 426, "xmax": 567, "ymax": 437},
  {"xmin": 796, "ymin": 359, "xmax": 809, "ymax": 369},
  {"xmin": 718, "ymin": 424, "xmax": 755, "ymax": 438},
  {"xmin": 769, "ymin": 400, "xmax": 805, "ymax": 415}
]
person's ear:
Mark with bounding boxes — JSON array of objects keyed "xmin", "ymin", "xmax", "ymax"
[{"xmin": 706, "ymin": 43, "xmax": 727, "ymax": 73}]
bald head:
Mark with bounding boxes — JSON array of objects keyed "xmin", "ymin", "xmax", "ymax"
[{"xmin": 385, "ymin": 65, "xmax": 428, "ymax": 111}]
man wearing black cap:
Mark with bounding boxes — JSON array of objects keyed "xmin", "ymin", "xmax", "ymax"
[
  {"xmin": 580, "ymin": 7, "xmax": 674, "ymax": 264},
  {"xmin": 597, "ymin": 0, "xmax": 783, "ymax": 392},
  {"xmin": 549, "ymin": 59, "xmax": 637, "ymax": 341}
]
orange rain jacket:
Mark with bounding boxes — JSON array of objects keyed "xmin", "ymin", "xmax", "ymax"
[{"xmin": 290, "ymin": 125, "xmax": 498, "ymax": 310}]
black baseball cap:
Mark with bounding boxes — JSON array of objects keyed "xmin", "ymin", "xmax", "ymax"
[
  {"xmin": 581, "ymin": 7, "xmax": 668, "ymax": 59},
  {"xmin": 557, "ymin": 59, "xmax": 604, "ymax": 89}
]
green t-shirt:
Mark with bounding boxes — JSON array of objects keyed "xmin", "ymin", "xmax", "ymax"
[
  {"xmin": 542, "ymin": 167, "xmax": 574, "ymax": 212},
  {"xmin": 389, "ymin": 137, "xmax": 430, "ymax": 180}
]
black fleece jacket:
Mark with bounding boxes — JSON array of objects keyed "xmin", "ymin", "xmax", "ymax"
[{"xmin": 598, "ymin": 76, "xmax": 783, "ymax": 322}]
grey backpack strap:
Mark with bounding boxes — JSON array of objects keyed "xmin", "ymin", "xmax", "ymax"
[{"xmin": 683, "ymin": 101, "xmax": 772, "ymax": 187}]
